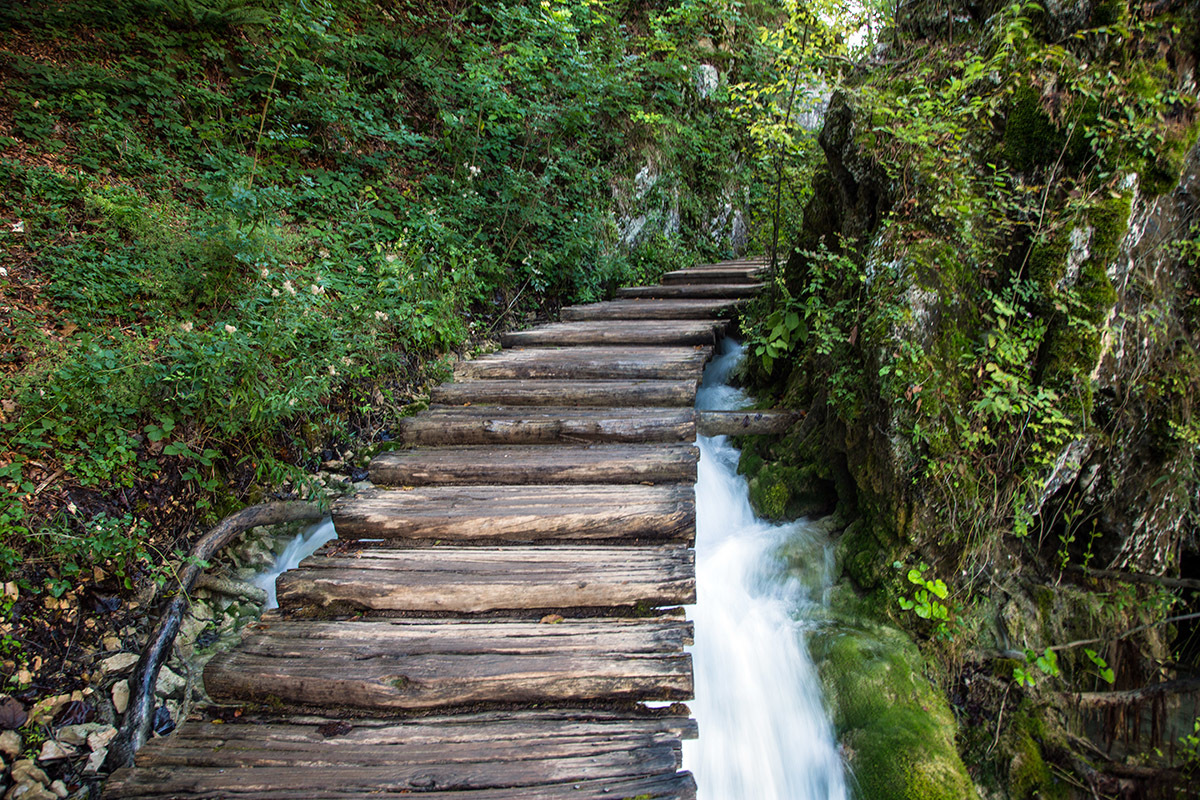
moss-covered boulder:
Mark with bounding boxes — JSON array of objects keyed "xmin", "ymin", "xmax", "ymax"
[{"xmin": 810, "ymin": 602, "xmax": 976, "ymax": 800}]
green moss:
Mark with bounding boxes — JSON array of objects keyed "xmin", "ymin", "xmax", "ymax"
[
  {"xmin": 1028, "ymin": 226, "xmax": 1071, "ymax": 294},
  {"xmin": 1086, "ymin": 194, "xmax": 1132, "ymax": 267},
  {"xmin": 1006, "ymin": 711, "xmax": 1068, "ymax": 800},
  {"xmin": 749, "ymin": 473, "xmax": 792, "ymax": 520},
  {"xmin": 1004, "ymin": 85, "xmax": 1065, "ymax": 172},
  {"xmin": 837, "ymin": 520, "xmax": 887, "ymax": 589},
  {"xmin": 1090, "ymin": 0, "xmax": 1127, "ymax": 27},
  {"xmin": 812, "ymin": 617, "xmax": 976, "ymax": 800}
]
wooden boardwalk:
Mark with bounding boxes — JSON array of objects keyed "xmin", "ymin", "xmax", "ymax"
[{"xmin": 104, "ymin": 258, "xmax": 767, "ymax": 799}]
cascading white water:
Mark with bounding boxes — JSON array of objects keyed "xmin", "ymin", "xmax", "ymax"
[
  {"xmin": 684, "ymin": 339, "xmax": 848, "ymax": 800},
  {"xmin": 251, "ymin": 517, "xmax": 337, "ymax": 609}
]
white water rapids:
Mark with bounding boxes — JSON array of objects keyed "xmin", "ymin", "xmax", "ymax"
[{"xmin": 684, "ymin": 339, "xmax": 848, "ymax": 800}]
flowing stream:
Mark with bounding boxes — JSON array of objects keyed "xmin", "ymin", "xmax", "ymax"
[
  {"xmin": 684, "ymin": 339, "xmax": 848, "ymax": 799},
  {"xmin": 251, "ymin": 517, "xmax": 336, "ymax": 610}
]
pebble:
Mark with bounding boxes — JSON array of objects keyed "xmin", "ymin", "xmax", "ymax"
[
  {"xmin": 111, "ymin": 681, "xmax": 130, "ymax": 715},
  {"xmin": 36, "ymin": 740, "xmax": 75, "ymax": 762},
  {"xmin": 155, "ymin": 666, "xmax": 186, "ymax": 698},
  {"xmin": 99, "ymin": 653, "xmax": 140, "ymax": 675},
  {"xmin": 102, "ymin": 636, "xmax": 122, "ymax": 652},
  {"xmin": 5, "ymin": 785, "xmax": 57, "ymax": 800},
  {"xmin": 0, "ymin": 730, "xmax": 20, "ymax": 759},
  {"xmin": 47, "ymin": 782, "xmax": 66, "ymax": 799},
  {"xmin": 8, "ymin": 759, "xmax": 48, "ymax": 786}
]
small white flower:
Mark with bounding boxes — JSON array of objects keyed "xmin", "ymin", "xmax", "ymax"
[
  {"xmin": 374, "ymin": 310, "xmax": 389, "ymax": 321},
  {"xmin": 328, "ymin": 365, "xmax": 337, "ymax": 376},
  {"xmin": 288, "ymin": 397, "xmax": 297, "ymax": 406},
  {"xmin": 224, "ymin": 324, "xmax": 237, "ymax": 334},
  {"xmin": 180, "ymin": 321, "xmax": 194, "ymax": 332},
  {"xmin": 357, "ymin": 265, "xmax": 366, "ymax": 273},
  {"xmin": 260, "ymin": 267, "xmax": 270, "ymax": 278},
  {"xmin": 385, "ymin": 253, "xmax": 397, "ymax": 263},
  {"xmin": 283, "ymin": 280, "xmax": 296, "ymax": 295},
  {"xmin": 311, "ymin": 283, "xmax": 324, "ymax": 295},
  {"xmin": 0, "ymin": 267, "xmax": 7, "ymax": 278},
  {"xmin": 341, "ymin": 356, "xmax": 352, "ymax": 366},
  {"xmin": 11, "ymin": 221, "xmax": 25, "ymax": 234},
  {"xmin": 318, "ymin": 248, "xmax": 330, "ymax": 259},
  {"xmin": 271, "ymin": 288, "xmax": 281, "ymax": 297}
]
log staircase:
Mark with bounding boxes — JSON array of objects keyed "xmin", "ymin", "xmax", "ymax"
[{"xmin": 103, "ymin": 258, "xmax": 768, "ymax": 799}]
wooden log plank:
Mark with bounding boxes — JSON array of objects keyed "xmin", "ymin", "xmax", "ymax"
[
  {"xmin": 615, "ymin": 283, "xmax": 763, "ymax": 300},
  {"xmin": 561, "ymin": 298, "xmax": 742, "ymax": 321},
  {"xmin": 275, "ymin": 545, "xmax": 695, "ymax": 614},
  {"xmin": 332, "ymin": 484, "xmax": 695, "ymax": 542},
  {"xmin": 454, "ymin": 346, "xmax": 711, "ymax": 381},
  {"xmin": 430, "ymin": 379, "xmax": 697, "ymax": 407},
  {"xmin": 370, "ymin": 443, "xmax": 699, "ymax": 486},
  {"xmin": 105, "ymin": 769, "xmax": 697, "ymax": 799},
  {"xmin": 136, "ymin": 725, "xmax": 682, "ymax": 769},
  {"xmin": 204, "ymin": 619, "xmax": 693, "ymax": 711},
  {"xmin": 149, "ymin": 711, "xmax": 699, "ymax": 748},
  {"xmin": 214, "ymin": 617, "xmax": 693, "ymax": 658},
  {"xmin": 500, "ymin": 320, "xmax": 721, "ymax": 348},
  {"xmin": 695, "ymin": 409, "xmax": 801, "ymax": 436},
  {"xmin": 396, "ymin": 407, "xmax": 697, "ymax": 446},
  {"xmin": 660, "ymin": 268, "xmax": 765, "ymax": 284}
]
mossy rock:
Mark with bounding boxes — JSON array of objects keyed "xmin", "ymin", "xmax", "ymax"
[
  {"xmin": 1004, "ymin": 709, "xmax": 1069, "ymax": 800},
  {"xmin": 811, "ymin": 616, "xmax": 976, "ymax": 800},
  {"xmin": 835, "ymin": 519, "xmax": 889, "ymax": 589},
  {"xmin": 746, "ymin": 462, "xmax": 834, "ymax": 521}
]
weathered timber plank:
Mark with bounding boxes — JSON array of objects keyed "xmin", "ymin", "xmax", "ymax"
[
  {"xmin": 430, "ymin": 379, "xmax": 697, "ymax": 407},
  {"xmin": 454, "ymin": 346, "xmax": 711, "ymax": 381},
  {"xmin": 332, "ymin": 483, "xmax": 695, "ymax": 542},
  {"xmin": 561, "ymin": 298, "xmax": 742, "ymax": 321},
  {"xmin": 660, "ymin": 267, "xmax": 765, "ymax": 284},
  {"xmin": 204, "ymin": 618, "xmax": 694, "ymax": 711},
  {"xmin": 216, "ymin": 617, "xmax": 693, "ymax": 657},
  {"xmin": 695, "ymin": 409, "xmax": 801, "ymax": 436},
  {"xmin": 370, "ymin": 443, "xmax": 699, "ymax": 486},
  {"xmin": 396, "ymin": 406, "xmax": 696, "ymax": 446},
  {"xmin": 500, "ymin": 320, "xmax": 720, "ymax": 348},
  {"xmin": 275, "ymin": 545, "xmax": 695, "ymax": 614},
  {"xmin": 615, "ymin": 283, "xmax": 763, "ymax": 300},
  {"xmin": 105, "ymin": 769, "xmax": 697, "ymax": 799},
  {"xmin": 134, "ymin": 718, "xmax": 687, "ymax": 769}
]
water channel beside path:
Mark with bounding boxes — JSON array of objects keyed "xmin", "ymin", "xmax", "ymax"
[{"xmin": 686, "ymin": 339, "xmax": 848, "ymax": 799}]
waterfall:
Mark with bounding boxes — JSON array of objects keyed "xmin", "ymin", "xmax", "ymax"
[
  {"xmin": 251, "ymin": 517, "xmax": 337, "ymax": 610},
  {"xmin": 684, "ymin": 339, "xmax": 847, "ymax": 799}
]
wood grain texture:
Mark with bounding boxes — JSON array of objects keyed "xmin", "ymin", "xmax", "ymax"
[
  {"xmin": 695, "ymin": 409, "xmax": 801, "ymax": 436},
  {"xmin": 560, "ymin": 298, "xmax": 743, "ymax": 321},
  {"xmin": 454, "ymin": 346, "xmax": 712, "ymax": 381},
  {"xmin": 275, "ymin": 544, "xmax": 695, "ymax": 613},
  {"xmin": 204, "ymin": 618, "xmax": 694, "ymax": 711},
  {"xmin": 660, "ymin": 267, "xmax": 765, "ymax": 284},
  {"xmin": 500, "ymin": 319, "xmax": 721, "ymax": 348},
  {"xmin": 396, "ymin": 406, "xmax": 697, "ymax": 445},
  {"xmin": 331, "ymin": 483, "xmax": 695, "ymax": 542},
  {"xmin": 106, "ymin": 770, "xmax": 696, "ymax": 799},
  {"xmin": 430, "ymin": 378, "xmax": 697, "ymax": 407},
  {"xmin": 615, "ymin": 283, "xmax": 764, "ymax": 299},
  {"xmin": 107, "ymin": 713, "xmax": 698, "ymax": 799},
  {"xmin": 370, "ymin": 443, "xmax": 699, "ymax": 485}
]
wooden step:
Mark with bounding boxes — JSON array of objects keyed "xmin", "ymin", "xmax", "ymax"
[
  {"xmin": 431, "ymin": 378, "xmax": 697, "ymax": 407},
  {"xmin": 500, "ymin": 319, "xmax": 721, "ymax": 348},
  {"xmin": 275, "ymin": 545, "xmax": 695, "ymax": 614},
  {"xmin": 454, "ymin": 346, "xmax": 711, "ymax": 381},
  {"xmin": 371, "ymin": 443, "xmax": 699, "ymax": 485},
  {"xmin": 660, "ymin": 268, "xmax": 765, "ymax": 284},
  {"xmin": 204, "ymin": 618, "xmax": 694, "ymax": 712},
  {"xmin": 107, "ymin": 712, "xmax": 697, "ymax": 799},
  {"xmin": 615, "ymin": 283, "xmax": 763, "ymax": 300},
  {"xmin": 561, "ymin": 298, "xmax": 742, "ymax": 321},
  {"xmin": 332, "ymin": 483, "xmax": 694, "ymax": 542},
  {"xmin": 396, "ymin": 407, "xmax": 696, "ymax": 446}
]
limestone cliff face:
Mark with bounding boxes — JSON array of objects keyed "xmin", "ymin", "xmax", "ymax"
[{"xmin": 742, "ymin": 0, "xmax": 1200, "ymax": 793}]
